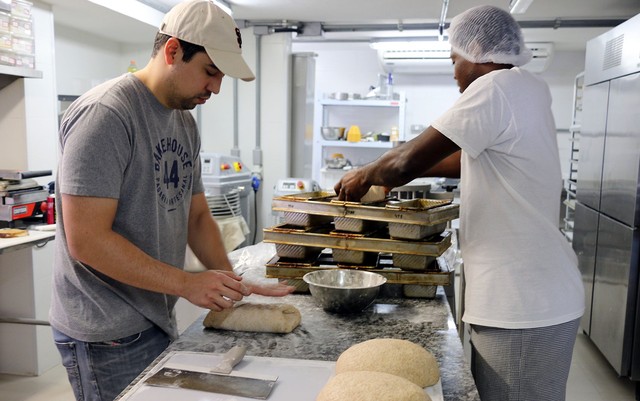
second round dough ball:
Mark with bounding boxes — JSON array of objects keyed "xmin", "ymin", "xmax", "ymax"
[
  {"xmin": 335, "ymin": 338, "xmax": 440, "ymax": 387},
  {"xmin": 316, "ymin": 371, "xmax": 430, "ymax": 401}
]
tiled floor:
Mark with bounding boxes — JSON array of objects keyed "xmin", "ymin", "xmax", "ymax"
[{"xmin": 0, "ymin": 330, "xmax": 636, "ymax": 401}]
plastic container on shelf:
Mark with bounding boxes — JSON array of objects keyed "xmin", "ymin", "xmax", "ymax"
[
  {"xmin": 0, "ymin": 32, "xmax": 11, "ymax": 50},
  {"xmin": 11, "ymin": 35, "xmax": 33, "ymax": 54},
  {"xmin": 13, "ymin": 51, "xmax": 34, "ymax": 69},
  {"xmin": 0, "ymin": 12, "xmax": 10, "ymax": 34},
  {"xmin": 11, "ymin": 0, "xmax": 33, "ymax": 20},
  {"xmin": 9, "ymin": 16, "xmax": 32, "ymax": 37},
  {"xmin": 0, "ymin": 49, "xmax": 16, "ymax": 66}
]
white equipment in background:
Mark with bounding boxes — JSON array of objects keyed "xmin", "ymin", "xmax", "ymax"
[
  {"xmin": 200, "ymin": 153, "xmax": 253, "ymax": 251},
  {"xmin": 375, "ymin": 41, "xmax": 553, "ymax": 75},
  {"xmin": 272, "ymin": 178, "xmax": 321, "ymax": 225}
]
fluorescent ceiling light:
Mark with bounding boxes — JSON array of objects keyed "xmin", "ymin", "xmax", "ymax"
[
  {"xmin": 509, "ymin": 0, "xmax": 534, "ymax": 14},
  {"xmin": 370, "ymin": 39, "xmax": 451, "ymax": 52},
  {"xmin": 88, "ymin": 0, "xmax": 165, "ymax": 26}
]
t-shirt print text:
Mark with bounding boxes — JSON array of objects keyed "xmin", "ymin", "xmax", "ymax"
[{"xmin": 153, "ymin": 137, "xmax": 193, "ymax": 211}]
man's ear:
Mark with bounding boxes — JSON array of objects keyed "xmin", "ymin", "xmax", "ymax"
[{"xmin": 164, "ymin": 37, "xmax": 181, "ymax": 65}]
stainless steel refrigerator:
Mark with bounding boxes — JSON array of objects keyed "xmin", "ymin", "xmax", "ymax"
[{"xmin": 573, "ymin": 13, "xmax": 640, "ymax": 380}]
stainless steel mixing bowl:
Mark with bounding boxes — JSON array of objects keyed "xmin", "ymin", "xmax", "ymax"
[
  {"xmin": 321, "ymin": 126, "xmax": 345, "ymax": 140},
  {"xmin": 302, "ymin": 269, "xmax": 387, "ymax": 313}
]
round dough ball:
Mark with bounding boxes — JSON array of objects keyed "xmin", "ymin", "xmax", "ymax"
[
  {"xmin": 336, "ymin": 338, "xmax": 439, "ymax": 387},
  {"xmin": 316, "ymin": 371, "xmax": 430, "ymax": 401}
]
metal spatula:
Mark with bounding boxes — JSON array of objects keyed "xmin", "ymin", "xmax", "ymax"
[{"xmin": 145, "ymin": 367, "xmax": 276, "ymax": 399}]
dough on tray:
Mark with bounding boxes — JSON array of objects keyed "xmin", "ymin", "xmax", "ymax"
[
  {"xmin": 203, "ymin": 302, "xmax": 301, "ymax": 333},
  {"xmin": 335, "ymin": 338, "xmax": 440, "ymax": 387},
  {"xmin": 360, "ymin": 185, "xmax": 386, "ymax": 203},
  {"xmin": 316, "ymin": 370, "xmax": 430, "ymax": 401}
]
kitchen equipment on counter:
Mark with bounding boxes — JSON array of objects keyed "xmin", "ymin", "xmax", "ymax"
[
  {"xmin": 303, "ymin": 269, "xmax": 387, "ymax": 313},
  {"xmin": 0, "ymin": 169, "xmax": 51, "ymax": 226},
  {"xmin": 200, "ymin": 153, "xmax": 253, "ymax": 249},
  {"xmin": 320, "ymin": 126, "xmax": 345, "ymax": 140},
  {"xmin": 264, "ymin": 191, "xmax": 457, "ymax": 297},
  {"xmin": 272, "ymin": 178, "xmax": 321, "ymax": 226}
]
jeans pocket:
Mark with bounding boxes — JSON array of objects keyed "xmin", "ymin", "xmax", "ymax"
[
  {"xmin": 95, "ymin": 331, "xmax": 142, "ymax": 347},
  {"xmin": 53, "ymin": 339, "xmax": 84, "ymax": 401}
]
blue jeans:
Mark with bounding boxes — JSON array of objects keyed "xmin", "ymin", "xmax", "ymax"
[{"xmin": 52, "ymin": 325, "xmax": 171, "ymax": 401}]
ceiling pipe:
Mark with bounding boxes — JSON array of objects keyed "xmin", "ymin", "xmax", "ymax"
[
  {"xmin": 318, "ymin": 18, "xmax": 626, "ymax": 33},
  {"xmin": 438, "ymin": 0, "xmax": 449, "ymax": 40}
]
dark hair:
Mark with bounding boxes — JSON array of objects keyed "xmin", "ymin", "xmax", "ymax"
[{"xmin": 151, "ymin": 32, "xmax": 206, "ymax": 62}]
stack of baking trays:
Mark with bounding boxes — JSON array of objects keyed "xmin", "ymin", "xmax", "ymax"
[{"xmin": 263, "ymin": 191, "xmax": 459, "ymax": 298}]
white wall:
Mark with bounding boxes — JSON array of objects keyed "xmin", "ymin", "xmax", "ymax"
[{"xmin": 54, "ymin": 23, "xmax": 149, "ymax": 95}]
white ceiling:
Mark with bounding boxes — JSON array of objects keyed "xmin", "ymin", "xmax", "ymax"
[{"xmin": 41, "ymin": 0, "xmax": 640, "ymax": 51}]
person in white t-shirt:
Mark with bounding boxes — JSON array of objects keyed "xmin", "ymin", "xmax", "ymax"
[{"xmin": 334, "ymin": 5, "xmax": 584, "ymax": 401}]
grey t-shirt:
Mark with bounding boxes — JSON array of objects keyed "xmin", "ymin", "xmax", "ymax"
[{"xmin": 50, "ymin": 74, "xmax": 204, "ymax": 341}]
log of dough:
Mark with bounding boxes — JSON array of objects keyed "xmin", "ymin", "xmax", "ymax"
[
  {"xmin": 316, "ymin": 371, "xmax": 430, "ymax": 401},
  {"xmin": 336, "ymin": 338, "xmax": 440, "ymax": 387},
  {"xmin": 360, "ymin": 185, "xmax": 386, "ymax": 203},
  {"xmin": 203, "ymin": 302, "xmax": 301, "ymax": 333}
]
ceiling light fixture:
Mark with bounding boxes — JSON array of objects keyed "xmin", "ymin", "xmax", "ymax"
[
  {"xmin": 509, "ymin": 0, "xmax": 534, "ymax": 14},
  {"xmin": 369, "ymin": 38, "xmax": 451, "ymax": 52}
]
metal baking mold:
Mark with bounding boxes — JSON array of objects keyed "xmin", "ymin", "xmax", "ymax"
[
  {"xmin": 265, "ymin": 255, "xmax": 452, "ymax": 286},
  {"xmin": 275, "ymin": 243, "xmax": 323, "ymax": 260},
  {"xmin": 263, "ymin": 224, "xmax": 451, "ymax": 256},
  {"xmin": 389, "ymin": 222, "xmax": 447, "ymax": 240},
  {"xmin": 271, "ymin": 192, "xmax": 458, "ymax": 226}
]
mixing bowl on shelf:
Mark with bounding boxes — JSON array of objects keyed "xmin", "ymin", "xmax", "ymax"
[{"xmin": 321, "ymin": 126, "xmax": 345, "ymax": 140}]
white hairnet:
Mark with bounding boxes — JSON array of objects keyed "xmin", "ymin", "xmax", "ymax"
[{"xmin": 447, "ymin": 5, "xmax": 532, "ymax": 66}]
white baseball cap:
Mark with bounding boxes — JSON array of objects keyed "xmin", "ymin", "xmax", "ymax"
[{"xmin": 159, "ymin": 0, "xmax": 255, "ymax": 81}]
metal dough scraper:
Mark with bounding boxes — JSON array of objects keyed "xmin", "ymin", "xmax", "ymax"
[
  {"xmin": 144, "ymin": 346, "xmax": 277, "ymax": 399},
  {"xmin": 145, "ymin": 367, "xmax": 277, "ymax": 399}
]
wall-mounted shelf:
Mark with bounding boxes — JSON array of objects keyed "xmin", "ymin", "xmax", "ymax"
[
  {"xmin": 311, "ymin": 94, "xmax": 407, "ymax": 188},
  {"xmin": 0, "ymin": 65, "xmax": 43, "ymax": 91},
  {"xmin": 318, "ymin": 140, "xmax": 394, "ymax": 149}
]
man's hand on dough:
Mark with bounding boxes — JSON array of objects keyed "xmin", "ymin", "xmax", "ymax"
[{"xmin": 183, "ymin": 270, "xmax": 251, "ymax": 311}]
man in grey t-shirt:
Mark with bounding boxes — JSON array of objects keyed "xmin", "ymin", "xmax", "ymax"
[{"xmin": 50, "ymin": 2, "xmax": 294, "ymax": 400}]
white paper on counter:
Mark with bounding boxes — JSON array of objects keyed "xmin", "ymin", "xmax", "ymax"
[{"xmin": 120, "ymin": 351, "xmax": 443, "ymax": 401}]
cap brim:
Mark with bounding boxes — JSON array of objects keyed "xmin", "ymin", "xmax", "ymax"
[{"xmin": 206, "ymin": 48, "xmax": 255, "ymax": 82}]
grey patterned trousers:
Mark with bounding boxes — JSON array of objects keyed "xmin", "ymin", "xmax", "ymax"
[{"xmin": 470, "ymin": 318, "xmax": 581, "ymax": 401}]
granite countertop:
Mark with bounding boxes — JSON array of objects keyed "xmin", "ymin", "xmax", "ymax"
[{"xmin": 120, "ymin": 288, "xmax": 480, "ymax": 401}]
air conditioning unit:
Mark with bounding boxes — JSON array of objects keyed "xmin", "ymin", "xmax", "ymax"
[
  {"xmin": 375, "ymin": 41, "xmax": 554, "ymax": 75},
  {"xmin": 377, "ymin": 47, "xmax": 453, "ymax": 75},
  {"xmin": 521, "ymin": 42, "xmax": 554, "ymax": 73}
]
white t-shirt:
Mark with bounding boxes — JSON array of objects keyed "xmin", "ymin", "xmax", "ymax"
[{"xmin": 432, "ymin": 67, "xmax": 584, "ymax": 329}]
